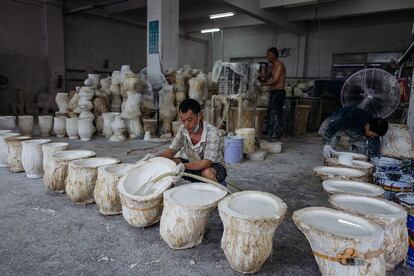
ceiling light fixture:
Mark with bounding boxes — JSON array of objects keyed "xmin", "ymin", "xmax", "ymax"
[
  {"xmin": 209, "ymin": 12, "xmax": 235, "ymax": 19},
  {"xmin": 201, "ymin": 28, "xmax": 220, "ymax": 33}
]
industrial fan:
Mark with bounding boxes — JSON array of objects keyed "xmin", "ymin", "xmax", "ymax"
[
  {"xmin": 341, "ymin": 68, "xmax": 401, "ymax": 118},
  {"xmin": 139, "ymin": 67, "xmax": 169, "ymax": 136}
]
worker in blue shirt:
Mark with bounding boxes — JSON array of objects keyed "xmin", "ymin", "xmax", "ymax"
[{"xmin": 319, "ymin": 106, "xmax": 389, "ymax": 159}]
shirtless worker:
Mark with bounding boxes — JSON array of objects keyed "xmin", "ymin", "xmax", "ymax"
[
  {"xmin": 260, "ymin": 47, "xmax": 287, "ymax": 141},
  {"xmin": 155, "ymin": 99, "xmax": 227, "ymax": 185}
]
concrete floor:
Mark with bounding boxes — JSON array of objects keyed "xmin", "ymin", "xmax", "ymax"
[{"xmin": 0, "ymin": 135, "xmax": 412, "ymax": 275}]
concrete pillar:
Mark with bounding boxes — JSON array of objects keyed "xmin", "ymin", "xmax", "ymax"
[
  {"xmin": 296, "ymin": 34, "xmax": 307, "ymax": 78},
  {"xmin": 43, "ymin": 0, "xmax": 65, "ymax": 93},
  {"xmin": 147, "ymin": 0, "xmax": 179, "ymax": 72}
]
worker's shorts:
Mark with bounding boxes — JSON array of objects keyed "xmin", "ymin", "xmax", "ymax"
[{"xmin": 178, "ymin": 158, "xmax": 227, "ymax": 186}]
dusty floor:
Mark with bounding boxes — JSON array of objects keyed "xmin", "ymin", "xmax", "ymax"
[{"xmin": 0, "ymin": 135, "xmax": 412, "ymax": 275}]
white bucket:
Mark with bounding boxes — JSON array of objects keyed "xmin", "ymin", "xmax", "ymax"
[
  {"xmin": 117, "ymin": 157, "xmax": 176, "ymax": 228},
  {"xmin": 329, "ymin": 194, "xmax": 407, "ymax": 271},
  {"xmin": 322, "ymin": 179, "xmax": 384, "ymax": 197},
  {"xmin": 293, "ymin": 207, "xmax": 385, "ymax": 276},
  {"xmin": 235, "ymin": 128, "xmax": 255, "ymax": 154},
  {"xmin": 218, "ymin": 191, "xmax": 287, "ymax": 274},
  {"xmin": 338, "ymin": 153, "xmax": 353, "ymax": 166},
  {"xmin": 160, "ymin": 183, "xmax": 227, "ymax": 249}
]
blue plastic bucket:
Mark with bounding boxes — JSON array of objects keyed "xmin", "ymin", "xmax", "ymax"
[
  {"xmin": 407, "ymin": 213, "xmax": 414, "ymax": 268},
  {"xmin": 224, "ymin": 136, "xmax": 244, "ymax": 164},
  {"xmin": 396, "ymin": 192, "xmax": 414, "ymax": 268},
  {"xmin": 374, "ymin": 172, "xmax": 414, "ymax": 202}
]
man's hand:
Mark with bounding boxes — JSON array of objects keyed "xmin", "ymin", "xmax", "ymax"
[
  {"xmin": 172, "ymin": 163, "xmax": 186, "ymax": 183},
  {"xmin": 175, "ymin": 163, "xmax": 185, "ymax": 173},
  {"xmin": 323, "ymin": 145, "xmax": 337, "ymax": 159}
]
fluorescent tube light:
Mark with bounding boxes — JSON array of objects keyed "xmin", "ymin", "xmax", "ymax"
[
  {"xmin": 209, "ymin": 12, "xmax": 235, "ymax": 19},
  {"xmin": 201, "ymin": 28, "xmax": 220, "ymax": 33}
]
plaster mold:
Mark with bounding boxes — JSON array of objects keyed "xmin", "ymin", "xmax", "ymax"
[
  {"xmin": 0, "ymin": 133, "xmax": 20, "ymax": 167},
  {"xmin": 102, "ymin": 112, "xmax": 120, "ymax": 138},
  {"xmin": 322, "ymin": 179, "xmax": 384, "ymax": 197},
  {"xmin": 94, "ymin": 163, "xmax": 135, "ymax": 215},
  {"xmin": 5, "ymin": 135, "xmax": 31, "ymax": 172},
  {"xmin": 55, "ymin": 93, "xmax": 69, "ymax": 113},
  {"xmin": 21, "ymin": 139, "xmax": 51, "ymax": 178},
  {"xmin": 78, "ymin": 118, "xmax": 95, "ymax": 141},
  {"xmin": 218, "ymin": 191, "xmax": 287, "ymax": 274},
  {"xmin": 109, "ymin": 116, "xmax": 128, "ymax": 142},
  {"xmin": 118, "ymin": 157, "xmax": 176, "ymax": 228},
  {"xmin": 18, "ymin": 115, "xmax": 34, "ymax": 136},
  {"xmin": 38, "ymin": 115, "xmax": 53, "ymax": 137},
  {"xmin": 53, "ymin": 117, "xmax": 66, "ymax": 137},
  {"xmin": 313, "ymin": 166, "xmax": 367, "ymax": 182},
  {"xmin": 43, "ymin": 150, "xmax": 96, "ymax": 193},
  {"xmin": 329, "ymin": 194, "xmax": 407, "ymax": 271},
  {"xmin": 293, "ymin": 207, "xmax": 385, "ymax": 276},
  {"xmin": 65, "ymin": 118, "xmax": 78, "ymax": 139},
  {"xmin": 41, "ymin": 142, "xmax": 69, "ymax": 172},
  {"xmin": 160, "ymin": 183, "xmax": 227, "ymax": 249},
  {"xmin": 0, "ymin": 116, "xmax": 16, "ymax": 130},
  {"xmin": 66, "ymin": 157, "xmax": 120, "ymax": 205}
]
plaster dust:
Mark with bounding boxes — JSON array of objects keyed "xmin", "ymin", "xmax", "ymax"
[{"xmin": 0, "ymin": 135, "xmax": 412, "ymax": 275}]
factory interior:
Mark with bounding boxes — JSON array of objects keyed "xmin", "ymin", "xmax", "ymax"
[{"xmin": 2, "ymin": 0, "xmax": 414, "ymax": 275}]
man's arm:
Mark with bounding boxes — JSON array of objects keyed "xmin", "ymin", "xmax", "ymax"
[
  {"xmin": 367, "ymin": 137, "xmax": 381, "ymax": 158},
  {"xmin": 183, "ymin": 159, "xmax": 212, "ymax": 171}
]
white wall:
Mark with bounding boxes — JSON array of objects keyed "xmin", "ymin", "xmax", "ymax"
[
  {"xmin": 207, "ymin": 11, "xmax": 414, "ymax": 78},
  {"xmin": 178, "ymin": 36, "xmax": 209, "ymax": 71},
  {"xmin": 64, "ymin": 15, "xmax": 147, "ymax": 90}
]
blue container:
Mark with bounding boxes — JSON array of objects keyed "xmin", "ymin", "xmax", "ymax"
[
  {"xmin": 406, "ymin": 213, "xmax": 414, "ymax": 268},
  {"xmin": 224, "ymin": 136, "xmax": 244, "ymax": 164}
]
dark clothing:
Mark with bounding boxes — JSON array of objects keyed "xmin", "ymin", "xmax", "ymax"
[
  {"xmin": 267, "ymin": 90, "xmax": 286, "ymax": 140},
  {"xmin": 320, "ymin": 106, "xmax": 381, "ymax": 158},
  {"xmin": 178, "ymin": 158, "xmax": 227, "ymax": 185}
]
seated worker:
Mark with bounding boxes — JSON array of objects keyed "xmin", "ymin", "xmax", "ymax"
[
  {"xmin": 319, "ymin": 106, "xmax": 388, "ymax": 159},
  {"xmin": 158, "ymin": 99, "xmax": 227, "ymax": 185}
]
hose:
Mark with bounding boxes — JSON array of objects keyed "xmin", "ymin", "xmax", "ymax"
[{"xmin": 135, "ymin": 171, "xmax": 243, "ymax": 195}]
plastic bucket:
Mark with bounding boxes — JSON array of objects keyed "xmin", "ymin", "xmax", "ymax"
[
  {"xmin": 395, "ymin": 192, "xmax": 414, "ymax": 268},
  {"xmin": 224, "ymin": 136, "xmax": 244, "ymax": 164},
  {"xmin": 235, "ymin": 128, "xmax": 255, "ymax": 154},
  {"xmin": 374, "ymin": 172, "xmax": 414, "ymax": 202}
]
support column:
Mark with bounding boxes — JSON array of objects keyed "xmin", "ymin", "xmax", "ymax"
[
  {"xmin": 296, "ymin": 34, "xmax": 307, "ymax": 78},
  {"xmin": 43, "ymin": 0, "xmax": 65, "ymax": 94},
  {"xmin": 147, "ymin": 0, "xmax": 179, "ymax": 72}
]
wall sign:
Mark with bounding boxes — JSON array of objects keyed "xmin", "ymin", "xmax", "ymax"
[{"xmin": 148, "ymin": 20, "xmax": 159, "ymax": 54}]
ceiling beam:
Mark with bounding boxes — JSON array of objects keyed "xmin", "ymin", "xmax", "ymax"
[
  {"xmin": 218, "ymin": 0, "xmax": 305, "ymax": 35},
  {"xmin": 106, "ymin": 0, "xmax": 146, "ymax": 14},
  {"xmin": 261, "ymin": 0, "xmax": 320, "ymax": 9},
  {"xmin": 288, "ymin": 0, "xmax": 414, "ymax": 21}
]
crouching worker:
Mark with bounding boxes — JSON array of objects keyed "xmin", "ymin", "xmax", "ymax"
[
  {"xmin": 319, "ymin": 106, "xmax": 389, "ymax": 159},
  {"xmin": 158, "ymin": 99, "xmax": 227, "ymax": 186}
]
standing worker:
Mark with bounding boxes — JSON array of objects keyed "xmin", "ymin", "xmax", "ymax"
[
  {"xmin": 260, "ymin": 47, "xmax": 287, "ymax": 141},
  {"xmin": 320, "ymin": 106, "xmax": 389, "ymax": 159}
]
